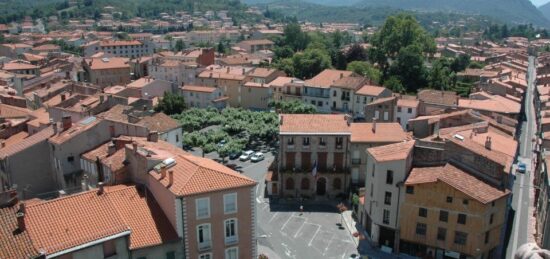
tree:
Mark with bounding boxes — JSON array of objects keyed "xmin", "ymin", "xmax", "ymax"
[
  {"xmin": 384, "ymin": 76, "xmax": 405, "ymax": 94},
  {"xmin": 346, "ymin": 61, "xmax": 381, "ymax": 84},
  {"xmin": 450, "ymin": 54, "xmax": 471, "ymax": 72},
  {"xmin": 155, "ymin": 92, "xmax": 186, "ymax": 115},
  {"xmin": 345, "ymin": 44, "xmax": 367, "ymax": 63},
  {"xmin": 292, "ymin": 48, "xmax": 332, "ymax": 79},
  {"xmin": 428, "ymin": 59, "xmax": 453, "ymax": 90},
  {"xmin": 389, "ymin": 44, "xmax": 427, "ymax": 92},
  {"xmin": 269, "ymin": 100, "xmax": 317, "ymax": 114},
  {"xmin": 174, "ymin": 39, "xmax": 185, "ymax": 52},
  {"xmin": 283, "ymin": 22, "xmax": 309, "ymax": 51}
]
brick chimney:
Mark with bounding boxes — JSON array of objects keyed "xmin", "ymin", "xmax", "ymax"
[
  {"xmin": 97, "ymin": 182, "xmax": 104, "ymax": 195},
  {"xmin": 372, "ymin": 118, "xmax": 377, "ymax": 133},
  {"xmin": 160, "ymin": 165, "xmax": 167, "ymax": 179},
  {"xmin": 61, "ymin": 115, "xmax": 71, "ymax": 131},
  {"xmin": 147, "ymin": 131, "xmax": 159, "ymax": 142},
  {"xmin": 60, "ymin": 93, "xmax": 66, "ymax": 101},
  {"xmin": 16, "ymin": 210, "xmax": 25, "ymax": 231},
  {"xmin": 485, "ymin": 136, "xmax": 492, "ymax": 150},
  {"xmin": 168, "ymin": 170, "xmax": 174, "ymax": 187}
]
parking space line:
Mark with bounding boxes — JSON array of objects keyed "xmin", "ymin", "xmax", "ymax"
[
  {"xmin": 308, "ymin": 225, "xmax": 321, "ymax": 246},
  {"xmin": 268, "ymin": 212, "xmax": 279, "ymax": 223},
  {"xmin": 293, "ymin": 219, "xmax": 307, "ymax": 238},
  {"xmin": 280, "ymin": 214, "xmax": 294, "ymax": 233},
  {"xmin": 323, "ymin": 235, "xmax": 336, "ymax": 256}
]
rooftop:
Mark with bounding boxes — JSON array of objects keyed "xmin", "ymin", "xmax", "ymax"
[
  {"xmin": 350, "ymin": 123, "xmax": 409, "ymax": 143},
  {"xmin": 137, "ymin": 113, "xmax": 180, "ymax": 133},
  {"xmin": 305, "ymin": 69, "xmax": 353, "ymax": 88},
  {"xmin": 355, "ymin": 85, "xmax": 387, "ymax": 96},
  {"xmin": 0, "ymin": 201, "xmax": 40, "ymax": 259},
  {"xmin": 85, "ymin": 57, "xmax": 130, "ymax": 70},
  {"xmin": 367, "ymin": 140, "xmax": 415, "ymax": 162},
  {"xmin": 279, "ymin": 114, "xmax": 351, "ymax": 135}
]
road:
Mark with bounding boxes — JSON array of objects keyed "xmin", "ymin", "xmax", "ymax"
[{"xmin": 506, "ymin": 56, "xmax": 537, "ymax": 258}]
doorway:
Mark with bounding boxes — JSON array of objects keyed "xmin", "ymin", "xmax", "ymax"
[{"xmin": 316, "ymin": 177, "xmax": 326, "ymax": 195}]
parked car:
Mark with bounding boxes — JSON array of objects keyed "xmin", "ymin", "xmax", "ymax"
[
  {"xmin": 226, "ymin": 164, "xmax": 242, "ymax": 173},
  {"xmin": 229, "ymin": 151, "xmax": 242, "ymax": 160},
  {"xmin": 517, "ymin": 162, "xmax": 527, "ymax": 174},
  {"xmin": 239, "ymin": 150, "xmax": 254, "ymax": 161},
  {"xmin": 251, "ymin": 152, "xmax": 265, "ymax": 162},
  {"xmin": 217, "ymin": 139, "xmax": 227, "ymax": 148}
]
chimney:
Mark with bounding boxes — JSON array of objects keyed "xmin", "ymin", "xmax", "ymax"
[
  {"xmin": 19, "ymin": 202, "xmax": 25, "ymax": 214},
  {"xmin": 372, "ymin": 118, "xmax": 377, "ymax": 133},
  {"xmin": 51, "ymin": 119, "xmax": 58, "ymax": 135},
  {"xmin": 168, "ymin": 170, "xmax": 174, "ymax": 187},
  {"xmin": 81, "ymin": 174, "xmax": 89, "ymax": 191},
  {"xmin": 16, "ymin": 211, "xmax": 25, "ymax": 231},
  {"xmin": 61, "ymin": 115, "xmax": 71, "ymax": 131},
  {"xmin": 97, "ymin": 182, "xmax": 104, "ymax": 195},
  {"xmin": 485, "ymin": 136, "xmax": 492, "ymax": 150},
  {"xmin": 132, "ymin": 142, "xmax": 138, "ymax": 154},
  {"xmin": 107, "ymin": 143, "xmax": 116, "ymax": 156},
  {"xmin": 147, "ymin": 131, "xmax": 159, "ymax": 142},
  {"xmin": 60, "ymin": 93, "xmax": 66, "ymax": 101},
  {"xmin": 0, "ymin": 140, "xmax": 5, "ymax": 148},
  {"xmin": 340, "ymin": 73, "xmax": 343, "ymax": 79},
  {"xmin": 99, "ymin": 95, "xmax": 105, "ymax": 103},
  {"xmin": 160, "ymin": 165, "xmax": 167, "ymax": 179}
]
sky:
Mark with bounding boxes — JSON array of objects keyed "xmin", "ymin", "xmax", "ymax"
[{"xmin": 532, "ymin": 0, "xmax": 550, "ymax": 7}]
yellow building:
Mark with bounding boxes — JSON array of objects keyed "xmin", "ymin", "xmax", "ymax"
[{"xmin": 399, "ymin": 163, "xmax": 509, "ymax": 259}]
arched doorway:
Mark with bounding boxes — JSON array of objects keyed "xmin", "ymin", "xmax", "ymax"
[{"xmin": 316, "ymin": 177, "xmax": 327, "ymax": 195}]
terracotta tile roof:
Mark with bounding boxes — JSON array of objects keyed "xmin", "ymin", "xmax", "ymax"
[
  {"xmin": 181, "ymin": 85, "xmax": 217, "ymax": 93},
  {"xmin": 1, "ymin": 131, "xmax": 29, "ymax": 147},
  {"xmin": 99, "ymin": 40, "xmax": 142, "ymax": 47},
  {"xmin": 138, "ymin": 113, "xmax": 180, "ymax": 133},
  {"xmin": 32, "ymin": 44, "xmax": 60, "ymax": 51},
  {"xmin": 238, "ymin": 39, "xmax": 274, "ymax": 46},
  {"xmin": 197, "ymin": 70, "xmax": 246, "ymax": 81},
  {"xmin": 279, "ymin": 114, "xmax": 351, "ymax": 134},
  {"xmin": 248, "ymin": 67, "xmax": 281, "ymax": 78},
  {"xmin": 355, "ymin": 85, "xmax": 387, "ymax": 96},
  {"xmin": 458, "ymin": 95, "xmax": 520, "ymax": 115},
  {"xmin": 367, "ymin": 140, "xmax": 415, "ymax": 162},
  {"xmin": 25, "ymin": 190, "xmax": 130, "ymax": 255},
  {"xmin": 452, "ymin": 127, "xmax": 517, "ymax": 158},
  {"xmin": 331, "ymin": 76, "xmax": 367, "ymax": 90},
  {"xmin": 406, "ymin": 163, "xmax": 510, "ymax": 204},
  {"xmin": 418, "ymin": 89, "xmax": 458, "ymax": 106},
  {"xmin": 397, "ymin": 98, "xmax": 419, "ymax": 108},
  {"xmin": 447, "ymin": 136, "xmax": 510, "ymax": 170},
  {"xmin": 0, "ymin": 202, "xmax": 40, "ymax": 259},
  {"xmin": 85, "ymin": 57, "xmax": 130, "ymax": 70},
  {"xmin": 305, "ymin": 69, "xmax": 353, "ymax": 88},
  {"xmin": 2, "ymin": 62, "xmax": 38, "ymax": 71},
  {"xmin": 49, "ymin": 117, "xmax": 102, "ymax": 145},
  {"xmin": 149, "ymin": 154, "xmax": 256, "ymax": 196},
  {"xmin": 0, "ymin": 104, "xmax": 31, "ymax": 118},
  {"xmin": 0, "ymin": 127, "xmax": 54, "ymax": 159},
  {"xmin": 350, "ymin": 123, "xmax": 409, "ymax": 143},
  {"xmin": 368, "ymin": 96, "xmax": 396, "ymax": 106},
  {"xmin": 268, "ymin": 76, "xmax": 297, "ymax": 87},
  {"xmin": 105, "ymin": 186, "xmax": 179, "ymax": 249},
  {"xmin": 21, "ymin": 53, "xmax": 45, "ymax": 62}
]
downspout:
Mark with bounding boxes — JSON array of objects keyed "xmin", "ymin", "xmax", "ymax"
[
  {"xmin": 180, "ymin": 197, "xmax": 186, "ymax": 259},
  {"xmin": 394, "ymin": 181, "xmax": 403, "ymax": 255}
]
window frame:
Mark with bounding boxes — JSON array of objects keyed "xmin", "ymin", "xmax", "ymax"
[
  {"xmin": 196, "ymin": 197, "xmax": 211, "ymax": 219},
  {"xmin": 439, "ymin": 210, "xmax": 449, "ymax": 222},
  {"xmin": 454, "ymin": 231, "xmax": 468, "ymax": 245},
  {"xmin": 223, "ymin": 193, "xmax": 237, "ymax": 214},
  {"xmin": 415, "ymin": 223, "xmax": 427, "ymax": 236},
  {"xmin": 224, "ymin": 218, "xmax": 239, "ymax": 245},
  {"xmin": 418, "ymin": 207, "xmax": 427, "ymax": 218},
  {"xmin": 382, "ymin": 209, "xmax": 390, "ymax": 224},
  {"xmin": 386, "ymin": 170, "xmax": 393, "ymax": 185},
  {"xmin": 197, "ymin": 223, "xmax": 212, "ymax": 251},
  {"xmin": 384, "ymin": 191, "xmax": 392, "ymax": 205},
  {"xmin": 457, "ymin": 213, "xmax": 467, "ymax": 225},
  {"xmin": 437, "ymin": 227, "xmax": 446, "ymax": 241},
  {"xmin": 225, "ymin": 246, "xmax": 238, "ymax": 259}
]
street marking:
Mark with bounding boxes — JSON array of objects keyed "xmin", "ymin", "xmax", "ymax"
[
  {"xmin": 323, "ymin": 235, "xmax": 336, "ymax": 256},
  {"xmin": 268, "ymin": 212, "xmax": 279, "ymax": 223},
  {"xmin": 308, "ymin": 225, "xmax": 321, "ymax": 246},
  {"xmin": 293, "ymin": 218, "xmax": 307, "ymax": 238},
  {"xmin": 280, "ymin": 214, "xmax": 294, "ymax": 235}
]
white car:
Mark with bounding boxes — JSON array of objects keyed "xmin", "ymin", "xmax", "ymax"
[
  {"xmin": 239, "ymin": 150, "xmax": 254, "ymax": 161},
  {"xmin": 251, "ymin": 152, "xmax": 264, "ymax": 162}
]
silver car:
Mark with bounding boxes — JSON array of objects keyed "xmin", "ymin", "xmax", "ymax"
[{"xmin": 239, "ymin": 150, "xmax": 254, "ymax": 161}]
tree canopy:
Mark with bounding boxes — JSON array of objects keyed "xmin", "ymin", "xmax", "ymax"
[{"xmin": 155, "ymin": 92, "xmax": 186, "ymax": 115}]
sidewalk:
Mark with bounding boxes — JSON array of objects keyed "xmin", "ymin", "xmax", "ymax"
[{"xmin": 341, "ymin": 210, "xmax": 417, "ymax": 259}]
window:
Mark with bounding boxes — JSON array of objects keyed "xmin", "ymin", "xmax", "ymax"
[
  {"xmin": 224, "ymin": 219, "xmax": 238, "ymax": 244},
  {"xmin": 416, "ymin": 223, "xmax": 427, "ymax": 235},
  {"xmin": 408, "ymin": 108, "xmax": 412, "ymax": 113},
  {"xmin": 301, "ymin": 178, "xmax": 310, "ymax": 190},
  {"xmin": 406, "ymin": 186, "xmax": 414, "ymax": 194},
  {"xmin": 303, "ymin": 137, "xmax": 310, "ymax": 146},
  {"xmin": 333, "ymin": 90, "xmax": 337, "ymax": 97},
  {"xmin": 333, "ymin": 178, "xmax": 342, "ymax": 190},
  {"xmin": 197, "ymin": 224, "xmax": 211, "ymax": 250},
  {"xmin": 419, "ymin": 208, "xmax": 427, "ymax": 218},
  {"xmin": 485, "ymin": 231, "xmax": 490, "ymax": 244},
  {"xmin": 336, "ymin": 137, "xmax": 343, "ymax": 148},
  {"xmin": 439, "ymin": 210, "xmax": 448, "ymax": 222},
  {"xmin": 224, "ymin": 193, "xmax": 237, "ymax": 214},
  {"xmin": 454, "ymin": 231, "xmax": 468, "ymax": 245},
  {"xmin": 384, "ymin": 192, "xmax": 392, "ymax": 205},
  {"xmin": 196, "ymin": 198, "xmax": 210, "ymax": 219},
  {"xmin": 446, "ymin": 196, "xmax": 453, "ymax": 203},
  {"xmin": 225, "ymin": 247, "xmax": 238, "ymax": 259},
  {"xmin": 319, "ymin": 137, "xmax": 326, "ymax": 146},
  {"xmin": 285, "ymin": 178, "xmax": 294, "ymax": 190},
  {"xmin": 457, "ymin": 214, "xmax": 467, "ymax": 225},
  {"xmin": 397, "ymin": 107, "xmax": 402, "ymax": 112},
  {"xmin": 489, "ymin": 213, "xmax": 494, "ymax": 224},
  {"xmin": 492, "ymin": 201, "xmax": 495, "ymax": 207},
  {"xmin": 383, "ymin": 209, "xmax": 390, "ymax": 224},
  {"xmin": 437, "ymin": 227, "xmax": 446, "ymax": 241},
  {"xmin": 166, "ymin": 251, "xmax": 175, "ymax": 259},
  {"xmin": 67, "ymin": 156, "xmax": 74, "ymax": 162},
  {"xmin": 386, "ymin": 170, "xmax": 393, "ymax": 185},
  {"xmin": 199, "ymin": 253, "xmax": 212, "ymax": 259},
  {"xmin": 287, "ymin": 137, "xmax": 294, "ymax": 145},
  {"xmin": 463, "ymin": 199, "xmax": 469, "ymax": 205}
]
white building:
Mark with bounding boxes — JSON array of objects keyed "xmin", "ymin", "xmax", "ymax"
[{"xmin": 396, "ymin": 98, "xmax": 419, "ymax": 131}]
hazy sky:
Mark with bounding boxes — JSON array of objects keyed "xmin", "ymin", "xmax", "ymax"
[{"xmin": 532, "ymin": 0, "xmax": 550, "ymax": 7}]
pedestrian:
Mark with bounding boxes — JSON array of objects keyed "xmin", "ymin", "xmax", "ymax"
[{"xmin": 300, "ymin": 205, "xmax": 303, "ymax": 215}]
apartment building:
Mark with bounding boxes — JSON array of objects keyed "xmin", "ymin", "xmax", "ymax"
[
  {"xmin": 82, "ymin": 57, "xmax": 131, "ymax": 87},
  {"xmin": 196, "ymin": 66, "xmax": 250, "ymax": 107},
  {"xmin": 241, "ymin": 82, "xmax": 272, "ymax": 110},
  {"xmin": 396, "ymin": 98, "xmax": 420, "ymax": 130},
  {"xmin": 1, "ymin": 61, "xmax": 40, "ymax": 76},
  {"xmin": 181, "ymin": 85, "xmax": 227, "ymax": 109},
  {"xmin": 83, "ymin": 39, "xmax": 154, "ymax": 58},
  {"xmin": 270, "ymin": 77, "xmax": 303, "ymax": 102},
  {"xmin": 0, "ymin": 43, "xmax": 32, "ymax": 58},
  {"xmin": 276, "ymin": 114, "xmax": 351, "ymax": 198},
  {"xmin": 303, "ymin": 69, "xmax": 354, "ymax": 113},
  {"xmin": 148, "ymin": 58, "xmax": 199, "ymax": 86},
  {"xmin": 354, "ymin": 84, "xmax": 392, "ymax": 119},
  {"xmin": 400, "ymin": 163, "xmax": 509, "ymax": 258},
  {"xmin": 127, "ymin": 77, "xmax": 173, "ymax": 99},
  {"xmin": 329, "ymin": 76, "xmax": 368, "ymax": 113},
  {"xmin": 236, "ymin": 39, "xmax": 275, "ymax": 53},
  {"xmin": 362, "ymin": 140, "xmax": 415, "ymax": 250}
]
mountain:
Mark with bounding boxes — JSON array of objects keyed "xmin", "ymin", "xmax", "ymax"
[
  {"xmin": 540, "ymin": 1, "xmax": 550, "ymax": 21},
  {"xmin": 355, "ymin": 0, "xmax": 550, "ymax": 27}
]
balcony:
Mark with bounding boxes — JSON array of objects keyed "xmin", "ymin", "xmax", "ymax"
[
  {"xmin": 302, "ymin": 144, "xmax": 310, "ymax": 150},
  {"xmin": 198, "ymin": 242, "xmax": 211, "ymax": 251},
  {"xmin": 319, "ymin": 143, "xmax": 327, "ymax": 149},
  {"xmin": 287, "ymin": 144, "xmax": 295, "ymax": 149},
  {"xmin": 341, "ymin": 96, "xmax": 350, "ymax": 101},
  {"xmin": 351, "ymin": 158, "xmax": 361, "ymax": 165},
  {"xmin": 336, "ymin": 144, "xmax": 343, "ymax": 150}
]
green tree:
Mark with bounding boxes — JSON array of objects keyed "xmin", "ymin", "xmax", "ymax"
[
  {"xmin": 346, "ymin": 61, "xmax": 381, "ymax": 84},
  {"xmin": 450, "ymin": 54, "xmax": 471, "ymax": 72},
  {"xmin": 174, "ymin": 39, "xmax": 185, "ymax": 52},
  {"xmin": 269, "ymin": 100, "xmax": 317, "ymax": 114},
  {"xmin": 428, "ymin": 59, "xmax": 454, "ymax": 90},
  {"xmin": 345, "ymin": 44, "xmax": 367, "ymax": 63},
  {"xmin": 284, "ymin": 22, "xmax": 309, "ymax": 51},
  {"xmin": 384, "ymin": 76, "xmax": 405, "ymax": 93},
  {"xmin": 155, "ymin": 92, "xmax": 186, "ymax": 115},
  {"xmin": 292, "ymin": 48, "xmax": 332, "ymax": 79},
  {"xmin": 389, "ymin": 44, "xmax": 427, "ymax": 92}
]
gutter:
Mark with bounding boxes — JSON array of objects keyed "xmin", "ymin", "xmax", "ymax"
[{"xmin": 46, "ymin": 230, "xmax": 131, "ymax": 258}]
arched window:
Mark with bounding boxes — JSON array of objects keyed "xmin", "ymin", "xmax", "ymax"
[
  {"xmin": 333, "ymin": 178, "xmax": 342, "ymax": 190},
  {"xmin": 301, "ymin": 178, "xmax": 310, "ymax": 190},
  {"xmin": 285, "ymin": 178, "xmax": 295, "ymax": 190}
]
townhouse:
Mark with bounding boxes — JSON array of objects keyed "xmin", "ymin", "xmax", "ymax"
[
  {"xmin": 82, "ymin": 57, "xmax": 131, "ymax": 87},
  {"xmin": 269, "ymin": 77, "xmax": 304, "ymax": 102},
  {"xmin": 181, "ymin": 84, "xmax": 227, "ymax": 109},
  {"xmin": 83, "ymin": 40, "xmax": 154, "ymax": 58},
  {"xmin": 303, "ymin": 69, "xmax": 354, "ymax": 113},
  {"xmin": 329, "ymin": 76, "xmax": 369, "ymax": 114},
  {"xmin": 354, "ymin": 84, "xmax": 393, "ymax": 119}
]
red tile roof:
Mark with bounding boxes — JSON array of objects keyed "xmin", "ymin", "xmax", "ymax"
[
  {"xmin": 138, "ymin": 113, "xmax": 180, "ymax": 133},
  {"xmin": 279, "ymin": 114, "xmax": 351, "ymax": 135},
  {"xmin": 305, "ymin": 69, "xmax": 353, "ymax": 88},
  {"xmin": 0, "ymin": 127, "xmax": 54, "ymax": 159},
  {"xmin": 181, "ymin": 85, "xmax": 217, "ymax": 93},
  {"xmin": 85, "ymin": 57, "xmax": 130, "ymax": 70},
  {"xmin": 367, "ymin": 140, "xmax": 415, "ymax": 162},
  {"xmin": 355, "ymin": 85, "xmax": 387, "ymax": 96},
  {"xmin": 0, "ymin": 202, "xmax": 40, "ymax": 259},
  {"xmin": 406, "ymin": 163, "xmax": 510, "ymax": 204},
  {"xmin": 149, "ymin": 154, "xmax": 256, "ymax": 196},
  {"xmin": 350, "ymin": 123, "xmax": 409, "ymax": 143}
]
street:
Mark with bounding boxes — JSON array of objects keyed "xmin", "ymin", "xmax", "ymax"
[{"xmin": 506, "ymin": 56, "xmax": 537, "ymax": 258}]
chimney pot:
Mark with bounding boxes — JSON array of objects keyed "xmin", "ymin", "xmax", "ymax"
[
  {"xmin": 160, "ymin": 166, "xmax": 167, "ymax": 179},
  {"xmin": 168, "ymin": 170, "xmax": 174, "ymax": 186},
  {"xmin": 97, "ymin": 182, "xmax": 104, "ymax": 195},
  {"xmin": 19, "ymin": 202, "xmax": 25, "ymax": 214},
  {"xmin": 16, "ymin": 211, "xmax": 25, "ymax": 231},
  {"xmin": 61, "ymin": 115, "xmax": 72, "ymax": 131},
  {"xmin": 485, "ymin": 136, "xmax": 492, "ymax": 150},
  {"xmin": 81, "ymin": 174, "xmax": 89, "ymax": 191},
  {"xmin": 0, "ymin": 140, "xmax": 5, "ymax": 148}
]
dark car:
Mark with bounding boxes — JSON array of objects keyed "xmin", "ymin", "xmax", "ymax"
[
  {"xmin": 226, "ymin": 164, "xmax": 243, "ymax": 173},
  {"xmin": 229, "ymin": 151, "xmax": 242, "ymax": 160}
]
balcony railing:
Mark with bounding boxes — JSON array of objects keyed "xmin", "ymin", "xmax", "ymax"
[
  {"xmin": 351, "ymin": 158, "xmax": 361, "ymax": 165},
  {"xmin": 225, "ymin": 236, "xmax": 238, "ymax": 245},
  {"xmin": 198, "ymin": 242, "xmax": 211, "ymax": 251},
  {"xmin": 336, "ymin": 144, "xmax": 343, "ymax": 150}
]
